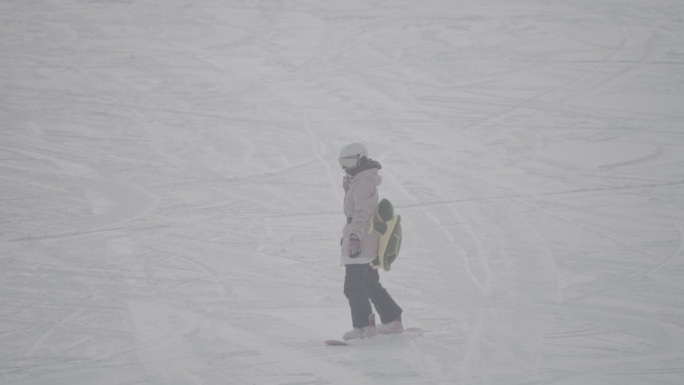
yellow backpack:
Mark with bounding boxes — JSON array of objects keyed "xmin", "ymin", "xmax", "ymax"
[{"xmin": 366, "ymin": 199, "xmax": 403, "ymax": 271}]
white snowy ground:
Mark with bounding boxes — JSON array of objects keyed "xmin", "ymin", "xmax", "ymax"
[{"xmin": 2, "ymin": 0, "xmax": 684, "ymax": 384}]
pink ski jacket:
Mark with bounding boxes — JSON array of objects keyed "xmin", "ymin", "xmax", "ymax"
[{"xmin": 340, "ymin": 165, "xmax": 381, "ymax": 265}]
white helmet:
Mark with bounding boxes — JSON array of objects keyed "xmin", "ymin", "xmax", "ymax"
[{"xmin": 338, "ymin": 142, "xmax": 368, "ymax": 169}]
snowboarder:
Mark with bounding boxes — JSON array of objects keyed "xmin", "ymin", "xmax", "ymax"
[{"xmin": 338, "ymin": 142, "xmax": 404, "ymax": 341}]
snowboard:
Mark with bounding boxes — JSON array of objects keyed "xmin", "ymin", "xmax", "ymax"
[{"xmin": 324, "ymin": 327, "xmax": 423, "ymax": 346}]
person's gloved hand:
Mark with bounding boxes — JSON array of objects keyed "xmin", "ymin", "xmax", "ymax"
[{"xmin": 348, "ymin": 234, "xmax": 361, "ymax": 258}]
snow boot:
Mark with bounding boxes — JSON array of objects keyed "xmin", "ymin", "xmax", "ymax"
[
  {"xmin": 343, "ymin": 313, "xmax": 377, "ymax": 341},
  {"xmin": 376, "ymin": 315, "xmax": 404, "ymax": 335}
]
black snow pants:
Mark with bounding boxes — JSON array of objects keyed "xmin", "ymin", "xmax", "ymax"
[{"xmin": 344, "ymin": 264, "xmax": 402, "ymax": 328}]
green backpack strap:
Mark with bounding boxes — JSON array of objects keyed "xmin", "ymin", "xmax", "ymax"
[{"xmin": 366, "ymin": 198, "xmax": 393, "ymax": 235}]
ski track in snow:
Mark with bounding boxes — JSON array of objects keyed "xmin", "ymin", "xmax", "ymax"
[{"xmin": 2, "ymin": 0, "xmax": 684, "ymax": 384}]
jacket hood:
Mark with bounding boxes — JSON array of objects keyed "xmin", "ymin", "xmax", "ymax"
[
  {"xmin": 345, "ymin": 157, "xmax": 382, "ymax": 176},
  {"xmin": 343, "ymin": 158, "xmax": 382, "ymax": 192}
]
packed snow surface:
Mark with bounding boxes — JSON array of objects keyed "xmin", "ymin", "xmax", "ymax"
[{"xmin": 2, "ymin": 0, "xmax": 684, "ymax": 384}]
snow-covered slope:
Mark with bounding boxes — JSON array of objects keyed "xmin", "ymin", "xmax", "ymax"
[{"xmin": 2, "ymin": 0, "xmax": 683, "ymax": 384}]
